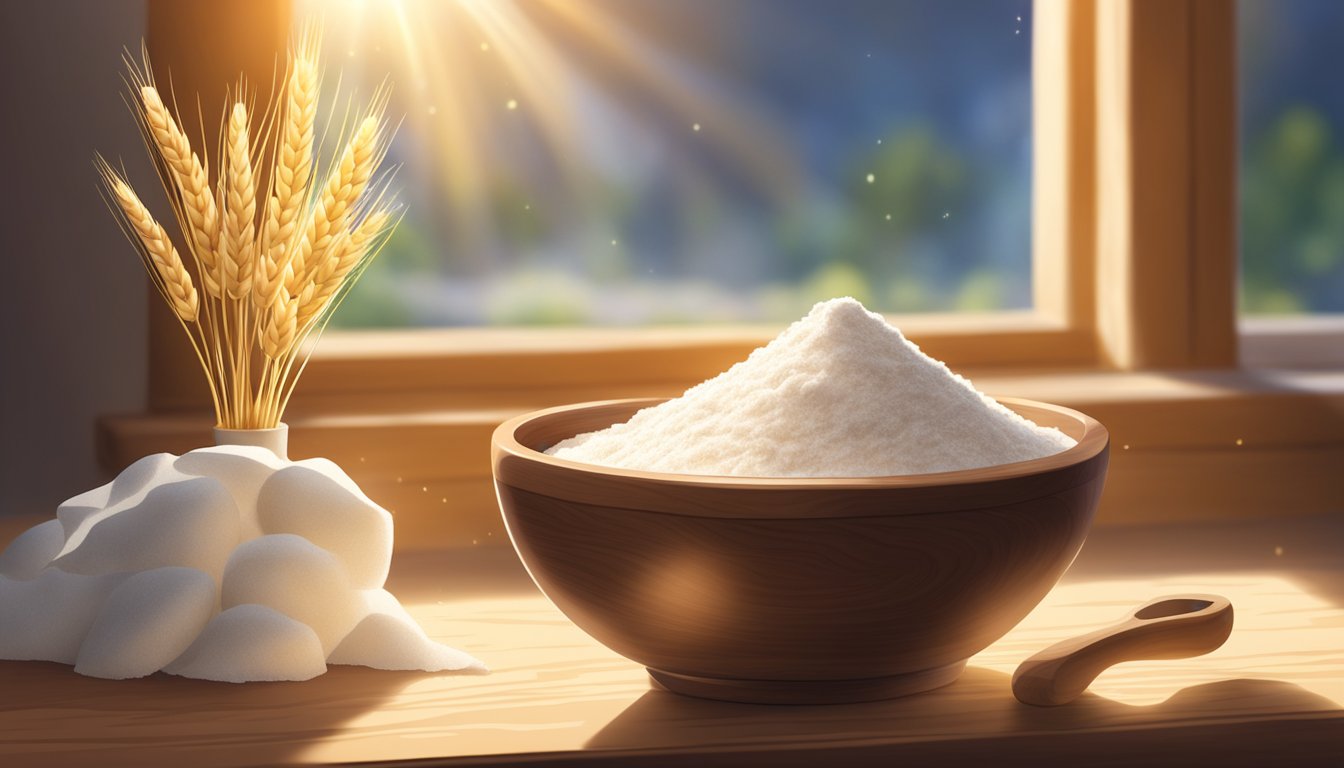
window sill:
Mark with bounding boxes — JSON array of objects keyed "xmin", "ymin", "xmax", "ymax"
[
  {"xmin": 99, "ymin": 366, "xmax": 1344, "ymax": 551},
  {"xmin": 147, "ymin": 312, "xmax": 1096, "ymax": 412},
  {"xmin": 1240, "ymin": 315, "xmax": 1344, "ymax": 369}
]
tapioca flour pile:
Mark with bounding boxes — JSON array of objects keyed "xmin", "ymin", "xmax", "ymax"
[{"xmin": 548, "ymin": 297, "xmax": 1076, "ymax": 477}]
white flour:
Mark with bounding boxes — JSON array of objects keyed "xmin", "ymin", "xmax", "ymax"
[{"xmin": 548, "ymin": 297, "xmax": 1076, "ymax": 476}]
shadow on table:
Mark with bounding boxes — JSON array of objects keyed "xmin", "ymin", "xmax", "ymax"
[
  {"xmin": 583, "ymin": 667, "xmax": 1342, "ymax": 765},
  {"xmin": 0, "ymin": 660, "xmax": 450, "ymax": 768},
  {"xmin": 386, "ymin": 544, "xmax": 539, "ymax": 602}
]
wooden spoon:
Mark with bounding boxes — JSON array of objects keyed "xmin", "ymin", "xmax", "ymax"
[{"xmin": 1012, "ymin": 594, "xmax": 1234, "ymax": 706}]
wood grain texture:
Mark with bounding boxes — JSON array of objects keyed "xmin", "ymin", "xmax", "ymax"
[
  {"xmin": 0, "ymin": 516, "xmax": 1341, "ymax": 766},
  {"xmin": 1013, "ymin": 594, "xmax": 1234, "ymax": 706},
  {"xmin": 493, "ymin": 398, "xmax": 1108, "ymax": 702},
  {"xmin": 1092, "ymin": 0, "xmax": 1238, "ymax": 369},
  {"xmin": 1033, "ymin": 0, "xmax": 1097, "ymax": 334}
]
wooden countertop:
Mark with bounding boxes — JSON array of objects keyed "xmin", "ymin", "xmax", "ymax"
[{"xmin": 1, "ymin": 515, "xmax": 1341, "ymax": 767}]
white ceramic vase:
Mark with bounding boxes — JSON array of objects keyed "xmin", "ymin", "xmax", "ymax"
[{"xmin": 213, "ymin": 423, "xmax": 289, "ymax": 459}]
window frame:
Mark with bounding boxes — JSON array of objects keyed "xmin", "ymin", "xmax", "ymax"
[
  {"xmin": 117, "ymin": 0, "xmax": 1342, "ymax": 543},
  {"xmin": 142, "ymin": 0, "xmax": 1244, "ymax": 414}
]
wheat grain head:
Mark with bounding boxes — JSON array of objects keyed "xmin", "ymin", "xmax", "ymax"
[
  {"xmin": 222, "ymin": 101, "xmax": 257, "ymax": 300},
  {"xmin": 140, "ymin": 85, "xmax": 222, "ymax": 298},
  {"xmin": 256, "ymin": 27, "xmax": 320, "ymax": 307},
  {"xmin": 263, "ymin": 292, "xmax": 299, "ymax": 360},
  {"xmin": 103, "ymin": 169, "xmax": 199, "ymax": 323},
  {"xmin": 287, "ymin": 114, "xmax": 384, "ymax": 297},
  {"xmin": 296, "ymin": 208, "xmax": 391, "ymax": 328}
]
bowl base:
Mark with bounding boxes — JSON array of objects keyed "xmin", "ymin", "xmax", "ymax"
[{"xmin": 647, "ymin": 660, "xmax": 967, "ymax": 705}]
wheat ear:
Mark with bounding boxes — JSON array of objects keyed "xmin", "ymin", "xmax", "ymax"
[
  {"xmin": 141, "ymin": 85, "xmax": 221, "ymax": 297},
  {"xmin": 108, "ymin": 175, "xmax": 199, "ymax": 322},
  {"xmin": 263, "ymin": 292, "xmax": 299, "ymax": 360},
  {"xmin": 256, "ymin": 33, "xmax": 319, "ymax": 307},
  {"xmin": 221, "ymin": 101, "xmax": 257, "ymax": 300},
  {"xmin": 287, "ymin": 115, "xmax": 381, "ymax": 296},
  {"xmin": 297, "ymin": 208, "xmax": 390, "ymax": 328}
]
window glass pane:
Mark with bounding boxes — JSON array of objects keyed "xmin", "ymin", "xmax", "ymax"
[
  {"xmin": 1240, "ymin": 0, "xmax": 1344, "ymax": 314},
  {"xmin": 305, "ymin": 0, "xmax": 1033, "ymax": 327}
]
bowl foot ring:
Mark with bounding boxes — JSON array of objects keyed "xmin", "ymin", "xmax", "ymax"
[{"xmin": 647, "ymin": 660, "xmax": 967, "ymax": 705}]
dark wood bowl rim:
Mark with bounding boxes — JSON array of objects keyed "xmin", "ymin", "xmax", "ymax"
[{"xmin": 492, "ymin": 397, "xmax": 1109, "ymax": 519}]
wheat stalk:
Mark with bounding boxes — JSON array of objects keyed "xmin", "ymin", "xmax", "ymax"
[
  {"xmin": 288, "ymin": 115, "xmax": 382, "ymax": 296},
  {"xmin": 256, "ymin": 29, "xmax": 319, "ymax": 308},
  {"xmin": 263, "ymin": 293, "xmax": 299, "ymax": 360},
  {"xmin": 100, "ymin": 20, "xmax": 397, "ymax": 430},
  {"xmin": 104, "ymin": 170, "xmax": 199, "ymax": 323},
  {"xmin": 297, "ymin": 208, "xmax": 390, "ymax": 328},
  {"xmin": 141, "ymin": 85, "xmax": 222, "ymax": 298},
  {"xmin": 221, "ymin": 101, "xmax": 258, "ymax": 301}
]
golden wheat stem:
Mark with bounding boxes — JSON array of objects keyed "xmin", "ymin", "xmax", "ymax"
[
  {"xmin": 297, "ymin": 208, "xmax": 388, "ymax": 328},
  {"xmin": 108, "ymin": 21, "xmax": 395, "ymax": 430},
  {"xmin": 140, "ymin": 85, "xmax": 222, "ymax": 297},
  {"xmin": 99, "ymin": 161, "xmax": 224, "ymax": 420},
  {"xmin": 256, "ymin": 34, "xmax": 319, "ymax": 308},
  {"xmin": 222, "ymin": 101, "xmax": 257, "ymax": 300},
  {"xmin": 288, "ymin": 115, "xmax": 381, "ymax": 296},
  {"xmin": 109, "ymin": 177, "xmax": 199, "ymax": 322},
  {"xmin": 275, "ymin": 209, "xmax": 398, "ymax": 420}
]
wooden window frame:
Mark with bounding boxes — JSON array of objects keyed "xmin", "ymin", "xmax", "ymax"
[{"xmin": 106, "ymin": 0, "xmax": 1342, "ymax": 548}]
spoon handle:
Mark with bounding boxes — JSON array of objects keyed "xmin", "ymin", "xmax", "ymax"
[{"xmin": 1012, "ymin": 594, "xmax": 1234, "ymax": 706}]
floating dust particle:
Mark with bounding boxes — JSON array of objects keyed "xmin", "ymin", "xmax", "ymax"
[
  {"xmin": 1275, "ymin": 546, "xmax": 1284, "ymax": 556},
  {"xmin": 693, "ymin": 122, "xmax": 701, "ymax": 132},
  {"xmin": 611, "ymin": 239, "xmax": 618, "ymax": 246},
  {"xmin": 359, "ymin": 457, "xmax": 365, "ymax": 463},
  {"xmin": 480, "ymin": 41, "xmax": 490, "ymax": 51},
  {"xmin": 441, "ymin": 497, "xmax": 447, "ymax": 503},
  {"xmin": 1122, "ymin": 444, "xmax": 1130, "ymax": 450},
  {"xmin": 396, "ymin": 476, "xmax": 403, "ymax": 483},
  {"xmin": 506, "ymin": 99, "xmax": 518, "ymax": 110},
  {"xmin": 1235, "ymin": 438, "xmax": 1244, "ymax": 446},
  {"xmin": 347, "ymin": 48, "xmax": 356, "ymax": 58},
  {"xmin": 421, "ymin": 486, "xmax": 427, "ymax": 493},
  {"xmin": 877, "ymin": 139, "xmax": 883, "ymax": 145},
  {"xmin": 866, "ymin": 173, "xmax": 875, "ymax": 184},
  {"xmin": 428, "ymin": 106, "xmax": 438, "ymax": 115},
  {"xmin": 885, "ymin": 213, "xmax": 892, "ymax": 221},
  {"xmin": 942, "ymin": 211, "xmax": 951, "ymax": 219}
]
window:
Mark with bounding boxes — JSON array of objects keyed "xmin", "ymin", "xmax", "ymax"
[
  {"xmin": 309, "ymin": 0, "xmax": 1036, "ymax": 327},
  {"xmin": 1239, "ymin": 0, "xmax": 1344, "ymax": 315},
  {"xmin": 119, "ymin": 1, "xmax": 1341, "ymax": 535}
]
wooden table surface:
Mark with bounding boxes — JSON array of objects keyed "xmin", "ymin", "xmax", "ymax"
[{"xmin": 1, "ymin": 514, "xmax": 1341, "ymax": 767}]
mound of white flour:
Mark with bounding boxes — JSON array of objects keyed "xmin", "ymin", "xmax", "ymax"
[
  {"xmin": 549, "ymin": 297, "xmax": 1075, "ymax": 476},
  {"xmin": 0, "ymin": 448, "xmax": 487, "ymax": 682}
]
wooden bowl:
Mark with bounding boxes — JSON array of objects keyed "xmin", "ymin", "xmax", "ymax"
[{"xmin": 492, "ymin": 397, "xmax": 1109, "ymax": 704}]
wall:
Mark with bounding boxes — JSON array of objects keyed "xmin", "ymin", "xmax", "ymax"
[{"xmin": 0, "ymin": 1, "xmax": 149, "ymax": 516}]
